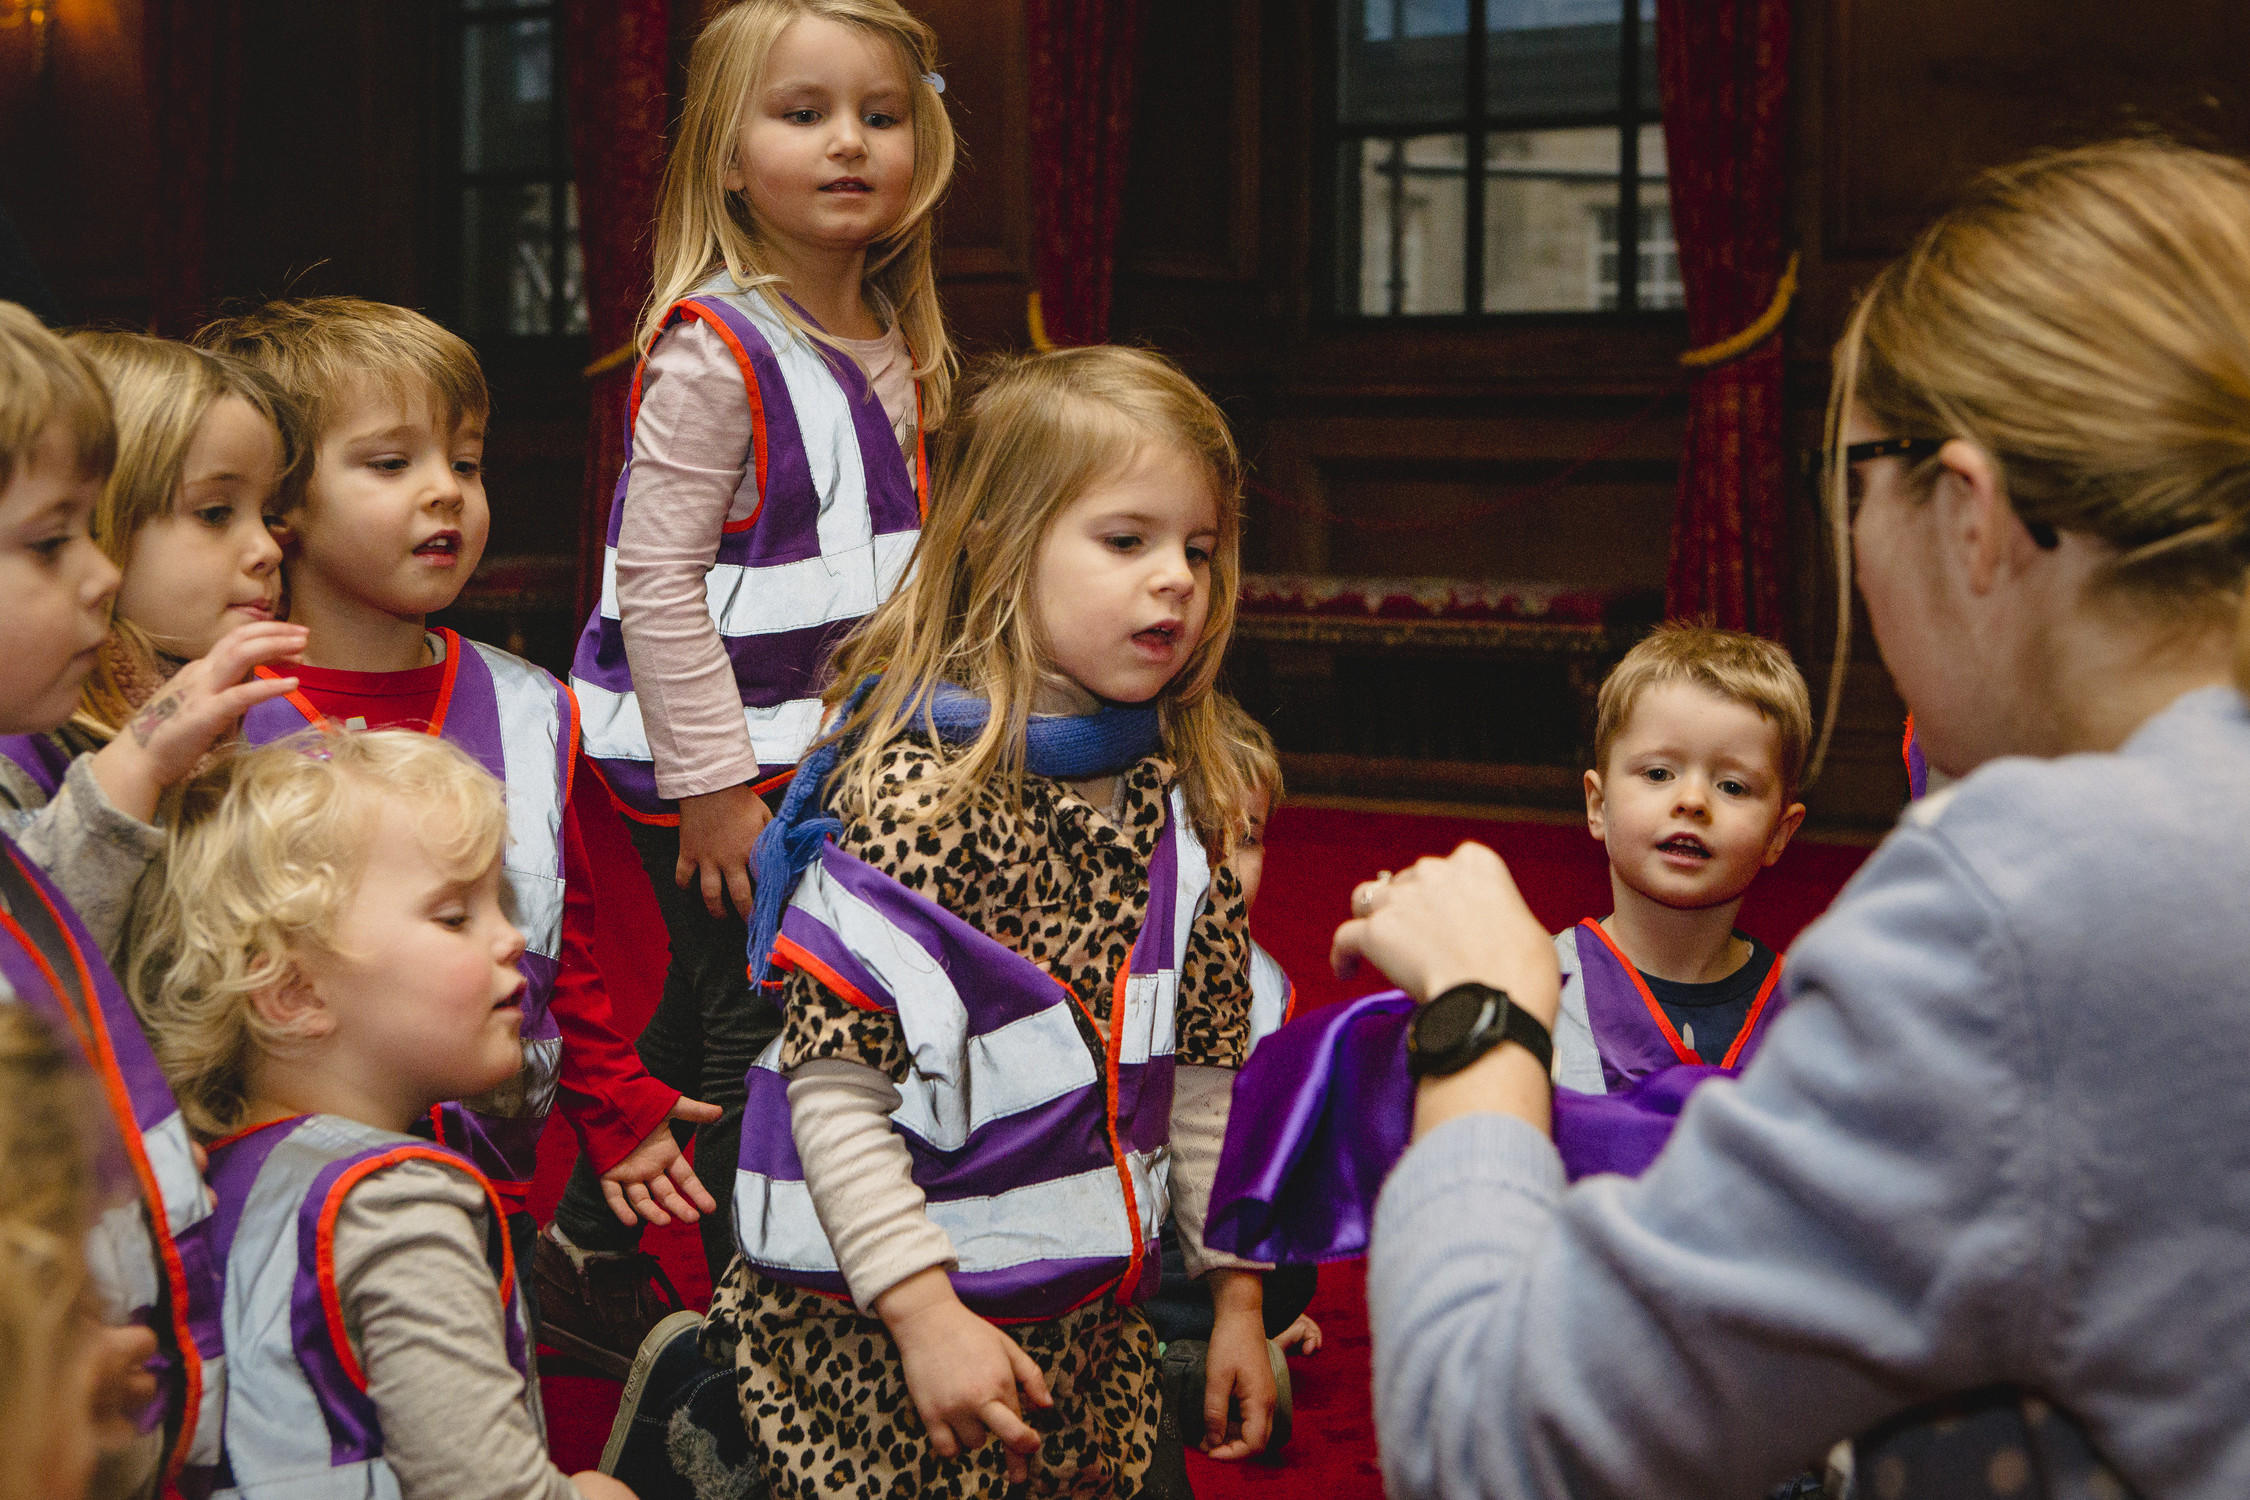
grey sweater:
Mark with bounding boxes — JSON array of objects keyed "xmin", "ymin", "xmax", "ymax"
[{"xmin": 1371, "ymin": 685, "xmax": 2250, "ymax": 1500}]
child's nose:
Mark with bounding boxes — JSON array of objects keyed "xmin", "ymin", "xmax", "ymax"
[
  {"xmin": 80, "ymin": 547, "xmax": 121, "ymax": 612},
  {"xmin": 246, "ymin": 525, "xmax": 283, "ymax": 573}
]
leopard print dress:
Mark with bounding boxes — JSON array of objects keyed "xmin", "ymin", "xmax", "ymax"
[{"xmin": 704, "ymin": 739, "xmax": 1254, "ymax": 1500}]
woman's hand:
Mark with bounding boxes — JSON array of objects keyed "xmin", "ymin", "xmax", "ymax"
[
  {"xmin": 877, "ymin": 1267, "xmax": 1052, "ymax": 1483},
  {"xmin": 1330, "ymin": 841, "xmax": 1560, "ymax": 1025},
  {"xmin": 675, "ymin": 783, "xmax": 772, "ymax": 920},
  {"xmin": 599, "ymin": 1095, "xmax": 726, "ymax": 1226},
  {"xmin": 1199, "ymin": 1270, "xmax": 1276, "ymax": 1460},
  {"xmin": 86, "ymin": 621, "xmax": 308, "ymax": 823}
]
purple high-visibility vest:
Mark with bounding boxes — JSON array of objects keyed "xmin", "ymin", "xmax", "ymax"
[
  {"xmin": 240, "ymin": 629, "xmax": 574, "ymax": 1191},
  {"xmin": 1202, "ymin": 922, "xmax": 1790, "ymax": 1264},
  {"xmin": 569, "ymin": 277, "xmax": 926, "ymax": 822},
  {"xmin": 0, "ymin": 730, "xmax": 70, "ymax": 798},
  {"xmin": 194, "ymin": 1114, "xmax": 530, "ymax": 1498},
  {"xmin": 0, "ymin": 831, "xmax": 221, "ymax": 1496},
  {"xmin": 1552, "ymin": 918, "xmax": 1787, "ymax": 1094},
  {"xmin": 734, "ymin": 790, "xmax": 1210, "ymax": 1322}
]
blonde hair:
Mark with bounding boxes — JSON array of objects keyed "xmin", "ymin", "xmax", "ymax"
[
  {"xmin": 1595, "ymin": 623, "xmax": 1813, "ymax": 796},
  {"xmin": 1215, "ymin": 694, "xmax": 1283, "ymax": 833},
  {"xmin": 65, "ymin": 332, "xmax": 302, "ymax": 736},
  {"xmin": 193, "ymin": 298, "xmax": 488, "ymax": 510},
  {"xmin": 128, "ymin": 730, "xmax": 509, "ymax": 1138},
  {"xmin": 1820, "ymin": 139, "xmax": 2250, "ymax": 772},
  {"xmin": 646, "ymin": 0, "xmax": 957, "ymax": 423},
  {"xmin": 0, "ymin": 301, "xmax": 112, "ymax": 496},
  {"xmin": 819, "ymin": 345, "xmax": 1261, "ymax": 853},
  {"xmin": 0, "ymin": 1006, "xmax": 97, "ymax": 1500}
]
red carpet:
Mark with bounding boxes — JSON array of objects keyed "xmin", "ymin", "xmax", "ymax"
[{"xmin": 534, "ymin": 798, "xmax": 1873, "ymax": 1493}]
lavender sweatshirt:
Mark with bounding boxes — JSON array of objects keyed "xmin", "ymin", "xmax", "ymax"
[{"xmin": 1371, "ymin": 684, "xmax": 2250, "ymax": 1500}]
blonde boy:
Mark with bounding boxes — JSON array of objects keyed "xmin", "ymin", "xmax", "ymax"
[
  {"xmin": 194, "ymin": 300, "xmax": 712, "ymax": 1290},
  {"xmin": 1551, "ymin": 624, "xmax": 1811, "ymax": 1093}
]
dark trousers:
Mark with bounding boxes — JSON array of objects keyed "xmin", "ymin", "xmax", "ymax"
[
  {"xmin": 1142, "ymin": 1221, "xmax": 1319, "ymax": 1345},
  {"xmin": 551, "ymin": 817, "xmax": 784, "ymax": 1283}
]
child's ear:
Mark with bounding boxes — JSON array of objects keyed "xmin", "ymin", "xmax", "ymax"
[
  {"xmin": 1583, "ymin": 769, "xmax": 1607, "ymax": 841},
  {"xmin": 1762, "ymin": 801, "xmax": 1809, "ymax": 867},
  {"xmin": 249, "ymin": 965, "xmax": 335, "ymax": 1043}
]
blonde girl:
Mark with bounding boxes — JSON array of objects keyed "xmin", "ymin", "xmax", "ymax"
[
  {"xmin": 706, "ymin": 345, "xmax": 1275, "ymax": 1499},
  {"xmin": 1348, "ymin": 138, "xmax": 2250, "ymax": 1497},
  {"xmin": 552, "ymin": 0, "xmax": 959, "ymax": 1332},
  {"xmin": 0, "ymin": 331, "xmax": 308, "ymax": 956},
  {"xmin": 129, "ymin": 731, "xmax": 634, "ymax": 1500}
]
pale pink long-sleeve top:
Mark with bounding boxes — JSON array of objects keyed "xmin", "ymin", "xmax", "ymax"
[{"xmin": 612, "ymin": 316, "xmax": 917, "ymax": 801}]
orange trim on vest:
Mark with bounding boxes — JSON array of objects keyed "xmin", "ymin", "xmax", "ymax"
[
  {"xmin": 559, "ymin": 681, "xmax": 584, "ymax": 804},
  {"xmin": 315, "ymin": 1144, "xmax": 516, "ymax": 1393},
  {"xmin": 1718, "ymin": 952, "xmax": 1787, "ymax": 1071},
  {"xmin": 750, "ymin": 767, "xmax": 796, "ymax": 798},
  {"xmin": 424, "ymin": 628, "xmax": 466, "ymax": 737},
  {"xmin": 0, "ymin": 853, "xmax": 205, "ymax": 1488},
  {"xmin": 207, "ymin": 1115, "xmax": 303, "ymax": 1153},
  {"xmin": 769, "ymin": 932, "xmax": 885, "ymax": 1013},
  {"xmin": 1577, "ymin": 918, "xmax": 1699, "ymax": 1067},
  {"xmin": 583, "ymin": 757, "xmax": 683, "ymax": 827},
  {"xmin": 912, "ymin": 378, "xmax": 929, "ymax": 520},
  {"xmin": 254, "ymin": 664, "xmax": 335, "ymax": 735}
]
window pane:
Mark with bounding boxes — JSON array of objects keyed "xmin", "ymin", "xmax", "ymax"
[
  {"xmin": 1634, "ymin": 122, "xmax": 1682, "ymax": 309},
  {"xmin": 1348, "ymin": 134, "xmax": 1469, "ymax": 315},
  {"xmin": 1487, "ymin": 0, "xmax": 1626, "ymax": 118},
  {"xmin": 1481, "ymin": 126, "xmax": 1618, "ymax": 312},
  {"xmin": 1637, "ymin": 0, "xmax": 1659, "ymax": 114},
  {"xmin": 1340, "ymin": 0, "xmax": 1466, "ymax": 127},
  {"xmin": 462, "ymin": 16, "xmax": 554, "ymax": 174},
  {"xmin": 562, "ymin": 183, "xmax": 590, "ymax": 336},
  {"xmin": 463, "ymin": 183, "xmax": 557, "ymax": 336}
]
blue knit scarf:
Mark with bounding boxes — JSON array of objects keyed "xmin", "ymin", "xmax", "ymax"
[{"xmin": 745, "ymin": 682, "xmax": 1163, "ymax": 986}]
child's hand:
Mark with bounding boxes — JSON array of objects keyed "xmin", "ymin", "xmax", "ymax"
[
  {"xmin": 676, "ymin": 783, "xmax": 772, "ymax": 920},
  {"xmin": 877, "ymin": 1267, "xmax": 1052, "ymax": 1484},
  {"xmin": 1200, "ymin": 1270, "xmax": 1276, "ymax": 1460},
  {"xmin": 570, "ymin": 1471, "xmax": 640, "ymax": 1499},
  {"xmin": 599, "ymin": 1094, "xmax": 725, "ymax": 1226},
  {"xmin": 87, "ymin": 621, "xmax": 308, "ymax": 823},
  {"xmin": 1274, "ymin": 1311, "xmax": 1323, "ymax": 1355},
  {"xmin": 82, "ymin": 1321, "xmax": 160, "ymax": 1451}
]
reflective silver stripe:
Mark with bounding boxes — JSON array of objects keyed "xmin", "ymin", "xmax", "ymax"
[
  {"xmin": 216, "ymin": 1461, "xmax": 399, "ymax": 1499},
  {"xmin": 594, "ymin": 523, "xmax": 918, "ymax": 639},
  {"xmin": 145, "ymin": 1108, "xmax": 214, "ymax": 1235},
  {"xmin": 469, "ymin": 642, "xmax": 566, "ymax": 964},
  {"xmin": 787, "ymin": 856, "xmax": 1101, "ymax": 1151},
  {"xmin": 1550, "ymin": 928, "xmax": 1606, "ymax": 1093},
  {"xmin": 1247, "ymin": 942, "xmax": 1290, "ymax": 1042},
  {"xmin": 575, "ymin": 679, "xmax": 827, "ymax": 777},
  {"xmin": 217, "ymin": 1117, "xmax": 400, "ymax": 1494},
  {"xmin": 736, "ymin": 1148, "xmax": 1170, "ymax": 1278}
]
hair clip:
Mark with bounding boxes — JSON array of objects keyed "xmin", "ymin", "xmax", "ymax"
[{"xmin": 923, "ymin": 71, "xmax": 945, "ymax": 94}]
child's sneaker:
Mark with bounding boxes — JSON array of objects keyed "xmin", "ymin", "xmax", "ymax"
[
  {"xmin": 533, "ymin": 1225, "xmax": 689, "ymax": 1378},
  {"xmin": 600, "ymin": 1309, "xmax": 763, "ymax": 1500}
]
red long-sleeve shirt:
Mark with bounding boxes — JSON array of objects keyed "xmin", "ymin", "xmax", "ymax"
[{"xmin": 290, "ymin": 658, "xmax": 679, "ymax": 1204}]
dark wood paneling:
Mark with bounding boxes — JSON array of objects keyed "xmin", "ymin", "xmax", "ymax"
[
  {"xmin": 1120, "ymin": 0, "xmax": 1261, "ymax": 282},
  {"xmin": 1823, "ymin": 0, "xmax": 2250, "ymax": 259},
  {"xmin": 919, "ymin": 0, "xmax": 1031, "ymax": 353}
]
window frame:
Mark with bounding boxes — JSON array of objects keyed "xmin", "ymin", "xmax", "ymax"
[
  {"xmin": 435, "ymin": 0, "xmax": 590, "ymax": 352},
  {"xmin": 1322, "ymin": 0, "xmax": 1673, "ymax": 324}
]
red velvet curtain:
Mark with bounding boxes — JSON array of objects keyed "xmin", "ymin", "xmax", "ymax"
[
  {"xmin": 564, "ymin": 0, "xmax": 671, "ymax": 623},
  {"xmin": 1025, "ymin": 0, "xmax": 1146, "ymax": 347},
  {"xmin": 1655, "ymin": 0, "xmax": 1792, "ymax": 637},
  {"xmin": 144, "ymin": 0, "xmax": 246, "ymax": 336}
]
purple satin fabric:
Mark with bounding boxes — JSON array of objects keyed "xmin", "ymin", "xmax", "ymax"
[
  {"xmin": 0, "ymin": 732, "xmax": 68, "ymax": 798},
  {"xmin": 1205, "ymin": 990, "xmax": 1744, "ymax": 1263}
]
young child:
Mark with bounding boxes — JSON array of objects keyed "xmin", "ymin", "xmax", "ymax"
[
  {"xmin": 554, "ymin": 0, "xmax": 959, "ymax": 1354},
  {"xmin": 0, "ymin": 1002, "xmax": 142, "ymax": 1500},
  {"xmin": 1549, "ymin": 623, "xmax": 1811, "ymax": 1108},
  {"xmin": 0, "ymin": 300, "xmax": 256, "ymax": 1499},
  {"xmin": 0, "ymin": 332, "xmax": 309, "ymax": 961},
  {"xmin": 194, "ymin": 298, "xmax": 706, "ymax": 1311},
  {"xmin": 128, "ymin": 731, "xmax": 634, "ymax": 1500},
  {"xmin": 708, "ymin": 345, "xmax": 1274, "ymax": 1497}
]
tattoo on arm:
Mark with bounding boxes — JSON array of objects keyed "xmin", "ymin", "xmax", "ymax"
[{"xmin": 130, "ymin": 694, "xmax": 181, "ymax": 749}]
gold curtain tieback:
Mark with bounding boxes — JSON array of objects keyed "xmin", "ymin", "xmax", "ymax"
[
  {"xmin": 1679, "ymin": 252, "xmax": 1799, "ymax": 369},
  {"xmin": 582, "ymin": 341, "xmax": 637, "ymax": 379}
]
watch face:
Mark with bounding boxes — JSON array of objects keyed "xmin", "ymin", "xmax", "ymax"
[{"xmin": 1417, "ymin": 988, "xmax": 1490, "ymax": 1054}]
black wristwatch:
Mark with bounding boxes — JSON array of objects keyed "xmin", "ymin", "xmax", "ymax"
[{"xmin": 1406, "ymin": 982, "xmax": 1553, "ymax": 1079}]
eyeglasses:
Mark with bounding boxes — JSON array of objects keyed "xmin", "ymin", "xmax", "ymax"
[{"xmin": 1823, "ymin": 438, "xmax": 2060, "ymax": 549}]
